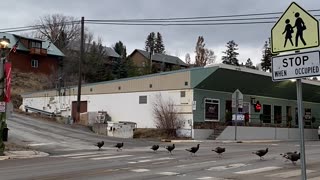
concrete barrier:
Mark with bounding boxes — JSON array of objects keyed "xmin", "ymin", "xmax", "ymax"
[{"xmin": 216, "ymin": 126, "xmax": 318, "ymax": 140}]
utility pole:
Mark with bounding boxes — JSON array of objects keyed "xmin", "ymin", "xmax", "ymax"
[
  {"xmin": 0, "ymin": 36, "xmax": 10, "ymax": 156},
  {"xmin": 77, "ymin": 17, "xmax": 85, "ymax": 122}
]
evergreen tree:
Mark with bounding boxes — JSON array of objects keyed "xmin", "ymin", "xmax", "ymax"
[
  {"xmin": 261, "ymin": 39, "xmax": 272, "ymax": 72},
  {"xmin": 113, "ymin": 41, "xmax": 127, "ymax": 59},
  {"xmin": 112, "ymin": 41, "xmax": 128, "ymax": 79},
  {"xmin": 154, "ymin": 32, "xmax": 165, "ymax": 54},
  {"xmin": 145, "ymin": 32, "xmax": 156, "ymax": 54},
  {"xmin": 245, "ymin": 58, "xmax": 255, "ymax": 69},
  {"xmin": 222, "ymin": 40, "xmax": 239, "ymax": 66}
]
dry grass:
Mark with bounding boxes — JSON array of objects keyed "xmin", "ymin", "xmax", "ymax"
[
  {"xmin": 11, "ymin": 70, "xmax": 50, "ymax": 109},
  {"xmin": 133, "ymin": 128, "xmax": 191, "ymax": 140}
]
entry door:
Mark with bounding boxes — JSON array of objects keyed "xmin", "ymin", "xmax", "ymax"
[
  {"xmin": 72, "ymin": 101, "xmax": 88, "ymax": 122},
  {"xmin": 262, "ymin": 104, "xmax": 271, "ymax": 123}
]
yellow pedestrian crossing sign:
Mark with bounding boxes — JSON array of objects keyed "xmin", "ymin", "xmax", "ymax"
[{"xmin": 271, "ymin": 2, "xmax": 319, "ymax": 53}]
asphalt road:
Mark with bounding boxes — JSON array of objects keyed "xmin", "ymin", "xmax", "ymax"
[{"xmin": 1, "ymin": 114, "xmax": 320, "ymax": 180}]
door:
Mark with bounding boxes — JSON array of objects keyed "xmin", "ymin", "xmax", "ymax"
[
  {"xmin": 262, "ymin": 104, "xmax": 271, "ymax": 123},
  {"xmin": 274, "ymin": 106, "xmax": 282, "ymax": 124},
  {"xmin": 72, "ymin": 101, "xmax": 88, "ymax": 122}
]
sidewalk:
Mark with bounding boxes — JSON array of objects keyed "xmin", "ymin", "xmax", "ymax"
[
  {"xmin": 0, "ymin": 151, "xmax": 49, "ymax": 161},
  {"xmin": 168, "ymin": 139, "xmax": 284, "ymax": 143}
]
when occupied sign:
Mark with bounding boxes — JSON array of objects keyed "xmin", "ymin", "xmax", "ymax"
[{"xmin": 272, "ymin": 51, "xmax": 320, "ymax": 81}]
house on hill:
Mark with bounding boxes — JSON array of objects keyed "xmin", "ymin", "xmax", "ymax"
[
  {"xmin": 129, "ymin": 49, "xmax": 189, "ymax": 73},
  {"xmin": 0, "ymin": 33, "xmax": 64, "ymax": 76}
]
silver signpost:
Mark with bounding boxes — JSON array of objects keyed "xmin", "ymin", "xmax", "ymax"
[{"xmin": 271, "ymin": 2, "xmax": 320, "ymax": 179}]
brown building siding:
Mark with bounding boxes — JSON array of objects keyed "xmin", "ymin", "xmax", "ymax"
[{"xmin": 8, "ymin": 51, "xmax": 61, "ymax": 75}]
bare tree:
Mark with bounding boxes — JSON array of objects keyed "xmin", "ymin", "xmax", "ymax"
[
  {"xmin": 35, "ymin": 14, "xmax": 81, "ymax": 51},
  {"xmin": 194, "ymin": 36, "xmax": 216, "ymax": 67},
  {"xmin": 185, "ymin": 53, "xmax": 191, "ymax": 65},
  {"xmin": 153, "ymin": 94, "xmax": 183, "ymax": 137}
]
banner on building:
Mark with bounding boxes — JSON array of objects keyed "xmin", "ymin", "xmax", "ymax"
[{"xmin": 4, "ymin": 62, "xmax": 12, "ymax": 102}]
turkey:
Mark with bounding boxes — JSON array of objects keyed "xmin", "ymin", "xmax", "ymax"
[
  {"xmin": 114, "ymin": 142, "xmax": 124, "ymax": 151},
  {"xmin": 280, "ymin": 151, "xmax": 297, "ymax": 162},
  {"xmin": 287, "ymin": 152, "xmax": 300, "ymax": 165},
  {"xmin": 185, "ymin": 144, "xmax": 200, "ymax": 156},
  {"xmin": 165, "ymin": 144, "xmax": 175, "ymax": 155},
  {"xmin": 212, "ymin": 147, "xmax": 225, "ymax": 158},
  {"xmin": 151, "ymin": 145, "xmax": 160, "ymax": 152},
  {"xmin": 94, "ymin": 141, "xmax": 104, "ymax": 150},
  {"xmin": 253, "ymin": 148, "xmax": 268, "ymax": 160}
]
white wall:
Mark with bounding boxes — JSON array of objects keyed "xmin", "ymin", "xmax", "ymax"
[
  {"xmin": 216, "ymin": 126, "xmax": 319, "ymax": 140},
  {"xmin": 22, "ymin": 89, "xmax": 194, "ymax": 129}
]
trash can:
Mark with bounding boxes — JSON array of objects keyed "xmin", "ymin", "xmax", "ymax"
[{"xmin": 2, "ymin": 127, "xmax": 8, "ymax": 141}]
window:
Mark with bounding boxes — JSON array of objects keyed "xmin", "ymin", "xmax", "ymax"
[
  {"xmin": 180, "ymin": 91, "xmax": 186, "ymax": 97},
  {"xmin": 118, "ymin": 86, "xmax": 121, "ymax": 90},
  {"xmin": 204, "ymin": 98, "xmax": 220, "ymax": 121},
  {"xmin": 139, "ymin": 96, "xmax": 147, "ymax": 104},
  {"xmin": 31, "ymin": 59, "xmax": 38, "ymax": 68},
  {"xmin": 30, "ymin": 41, "xmax": 41, "ymax": 48},
  {"xmin": 274, "ymin": 106, "xmax": 282, "ymax": 124},
  {"xmin": 262, "ymin": 104, "xmax": 271, "ymax": 123},
  {"xmin": 185, "ymin": 81, "xmax": 188, "ymax": 86},
  {"xmin": 149, "ymin": 84, "xmax": 152, "ymax": 88}
]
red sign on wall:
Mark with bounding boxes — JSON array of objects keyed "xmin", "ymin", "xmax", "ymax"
[{"xmin": 4, "ymin": 62, "xmax": 12, "ymax": 102}]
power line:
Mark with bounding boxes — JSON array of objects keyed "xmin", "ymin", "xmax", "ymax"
[
  {"xmin": 85, "ymin": 21, "xmax": 277, "ymax": 26},
  {"xmin": 1, "ymin": 9, "xmax": 320, "ymax": 33},
  {"xmin": 85, "ymin": 9, "xmax": 320, "ymax": 21}
]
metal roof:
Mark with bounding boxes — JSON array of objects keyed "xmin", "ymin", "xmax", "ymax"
[
  {"xmin": 134, "ymin": 49, "xmax": 188, "ymax": 66},
  {"xmin": 0, "ymin": 32, "xmax": 64, "ymax": 57}
]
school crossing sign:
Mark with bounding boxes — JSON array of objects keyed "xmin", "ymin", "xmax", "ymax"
[
  {"xmin": 271, "ymin": 2, "xmax": 320, "ymax": 81},
  {"xmin": 271, "ymin": 2, "xmax": 319, "ymax": 53}
]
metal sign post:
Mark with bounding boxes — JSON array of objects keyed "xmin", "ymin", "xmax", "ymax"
[
  {"xmin": 232, "ymin": 89, "xmax": 243, "ymax": 141},
  {"xmin": 271, "ymin": 2, "xmax": 320, "ymax": 179},
  {"xmin": 235, "ymin": 91, "xmax": 238, "ymax": 141},
  {"xmin": 296, "ymin": 79, "xmax": 307, "ymax": 179}
]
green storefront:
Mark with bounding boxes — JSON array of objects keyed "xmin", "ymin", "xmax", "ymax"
[{"xmin": 190, "ymin": 65, "xmax": 320, "ymax": 129}]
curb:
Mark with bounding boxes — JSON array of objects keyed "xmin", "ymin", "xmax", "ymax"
[
  {"xmin": 162, "ymin": 139, "xmax": 283, "ymax": 143},
  {"xmin": 2, "ymin": 151, "xmax": 49, "ymax": 160}
]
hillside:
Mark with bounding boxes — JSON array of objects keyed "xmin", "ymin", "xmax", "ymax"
[{"xmin": 11, "ymin": 70, "xmax": 50, "ymax": 109}]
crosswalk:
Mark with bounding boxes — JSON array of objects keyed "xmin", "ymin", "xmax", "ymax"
[{"xmin": 51, "ymin": 152, "xmax": 320, "ymax": 179}]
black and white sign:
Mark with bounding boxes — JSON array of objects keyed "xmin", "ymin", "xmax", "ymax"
[{"xmin": 272, "ymin": 51, "xmax": 320, "ymax": 81}]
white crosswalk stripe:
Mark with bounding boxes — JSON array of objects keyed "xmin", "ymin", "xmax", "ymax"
[
  {"xmin": 234, "ymin": 166, "xmax": 282, "ymax": 174},
  {"xmin": 207, "ymin": 163, "xmax": 249, "ymax": 171},
  {"xmin": 130, "ymin": 169, "xmax": 150, "ymax": 173},
  {"xmin": 308, "ymin": 176, "xmax": 320, "ymax": 180},
  {"xmin": 128, "ymin": 157, "xmax": 174, "ymax": 164},
  {"xmin": 90, "ymin": 155, "xmax": 133, "ymax": 160},
  {"xmin": 265, "ymin": 169, "xmax": 316, "ymax": 178},
  {"xmin": 157, "ymin": 172, "xmax": 179, "ymax": 176}
]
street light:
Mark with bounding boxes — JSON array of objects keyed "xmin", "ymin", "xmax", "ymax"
[
  {"xmin": 0, "ymin": 36, "xmax": 10, "ymax": 48},
  {"xmin": 0, "ymin": 35, "xmax": 10, "ymax": 156}
]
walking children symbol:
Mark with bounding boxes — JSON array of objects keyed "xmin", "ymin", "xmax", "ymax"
[{"xmin": 283, "ymin": 12, "xmax": 307, "ymax": 48}]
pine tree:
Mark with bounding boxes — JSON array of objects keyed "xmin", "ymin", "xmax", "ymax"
[
  {"xmin": 154, "ymin": 32, "xmax": 165, "ymax": 54},
  {"xmin": 245, "ymin": 58, "xmax": 256, "ymax": 69},
  {"xmin": 261, "ymin": 39, "xmax": 272, "ymax": 72},
  {"xmin": 145, "ymin": 32, "xmax": 156, "ymax": 54},
  {"xmin": 113, "ymin": 41, "xmax": 127, "ymax": 59},
  {"xmin": 222, "ymin": 40, "xmax": 239, "ymax": 66}
]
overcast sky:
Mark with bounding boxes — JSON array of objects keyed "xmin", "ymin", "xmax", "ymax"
[{"xmin": 1, "ymin": 0, "xmax": 318, "ymax": 65}]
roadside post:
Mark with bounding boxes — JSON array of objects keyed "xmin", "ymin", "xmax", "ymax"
[
  {"xmin": 271, "ymin": 2, "xmax": 320, "ymax": 180},
  {"xmin": 232, "ymin": 89, "xmax": 243, "ymax": 141}
]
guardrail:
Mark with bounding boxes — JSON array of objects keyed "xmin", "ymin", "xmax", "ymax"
[{"xmin": 25, "ymin": 106, "xmax": 56, "ymax": 117}]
